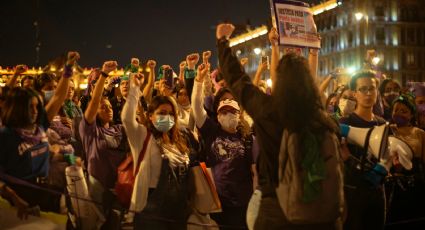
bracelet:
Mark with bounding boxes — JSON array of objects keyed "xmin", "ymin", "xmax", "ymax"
[
  {"xmin": 100, "ymin": 71, "xmax": 109, "ymax": 78},
  {"xmin": 63, "ymin": 65, "xmax": 73, "ymax": 78}
]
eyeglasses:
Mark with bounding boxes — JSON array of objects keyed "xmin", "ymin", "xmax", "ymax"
[{"xmin": 357, "ymin": 86, "xmax": 376, "ymax": 95}]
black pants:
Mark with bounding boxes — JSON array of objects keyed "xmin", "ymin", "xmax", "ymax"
[
  {"xmin": 254, "ymin": 196, "xmax": 336, "ymax": 230},
  {"xmin": 344, "ymin": 186, "xmax": 386, "ymax": 230},
  {"xmin": 385, "ymin": 180, "xmax": 425, "ymax": 229},
  {"xmin": 134, "ymin": 160, "xmax": 189, "ymax": 230},
  {"xmin": 210, "ymin": 205, "xmax": 248, "ymax": 229}
]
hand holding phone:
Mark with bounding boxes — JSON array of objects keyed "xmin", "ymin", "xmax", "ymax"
[{"xmin": 164, "ymin": 68, "xmax": 174, "ymax": 89}]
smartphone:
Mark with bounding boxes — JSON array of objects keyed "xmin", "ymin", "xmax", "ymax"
[
  {"xmin": 261, "ymin": 56, "xmax": 269, "ymax": 69},
  {"xmin": 164, "ymin": 68, "xmax": 174, "ymax": 89}
]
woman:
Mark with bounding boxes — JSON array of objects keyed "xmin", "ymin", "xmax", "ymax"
[
  {"xmin": 386, "ymin": 94, "xmax": 425, "ymax": 227},
  {"xmin": 34, "ymin": 72, "xmax": 58, "ymax": 104},
  {"xmin": 379, "ymin": 79, "xmax": 401, "ymax": 121},
  {"xmin": 337, "ymin": 86, "xmax": 356, "ymax": 118},
  {"xmin": 122, "ymin": 73, "xmax": 194, "ymax": 229},
  {"xmin": 78, "ymin": 62, "xmax": 129, "ymax": 225},
  {"xmin": 174, "ymin": 85, "xmax": 195, "ymax": 131},
  {"xmin": 215, "ymin": 24, "xmax": 343, "ymax": 229},
  {"xmin": 192, "ymin": 63, "xmax": 257, "ymax": 229},
  {"xmin": 0, "ymin": 52, "xmax": 78, "ymax": 216}
]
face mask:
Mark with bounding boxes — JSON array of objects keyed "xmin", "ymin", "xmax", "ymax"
[
  {"xmin": 393, "ymin": 115, "xmax": 410, "ymax": 127},
  {"xmin": 218, "ymin": 113, "xmax": 239, "ymax": 132},
  {"xmin": 384, "ymin": 92, "xmax": 399, "ymax": 105},
  {"xmin": 43, "ymin": 90, "xmax": 54, "ymax": 102},
  {"xmin": 153, "ymin": 115, "xmax": 175, "ymax": 133},
  {"xmin": 339, "ymin": 98, "xmax": 356, "ymax": 116},
  {"xmin": 417, "ymin": 104, "xmax": 425, "ymax": 115}
]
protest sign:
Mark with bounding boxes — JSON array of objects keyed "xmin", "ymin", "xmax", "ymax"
[{"xmin": 271, "ymin": 0, "xmax": 320, "ymax": 48}]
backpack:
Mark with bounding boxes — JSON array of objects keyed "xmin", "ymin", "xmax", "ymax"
[
  {"xmin": 276, "ymin": 129, "xmax": 344, "ymax": 224},
  {"xmin": 115, "ymin": 132, "xmax": 151, "ymax": 208}
]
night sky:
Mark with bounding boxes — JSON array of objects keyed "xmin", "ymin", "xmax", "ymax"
[{"xmin": 0, "ymin": 0, "xmax": 317, "ymax": 70}]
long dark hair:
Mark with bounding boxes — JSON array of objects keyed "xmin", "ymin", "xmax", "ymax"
[
  {"xmin": 1, "ymin": 87, "xmax": 45, "ymax": 128},
  {"xmin": 147, "ymin": 96, "xmax": 188, "ymax": 153},
  {"xmin": 34, "ymin": 73, "xmax": 55, "ymax": 92},
  {"xmin": 273, "ymin": 53, "xmax": 338, "ymax": 135}
]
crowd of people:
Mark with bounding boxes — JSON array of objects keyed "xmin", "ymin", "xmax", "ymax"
[{"xmin": 0, "ymin": 22, "xmax": 424, "ymax": 230}]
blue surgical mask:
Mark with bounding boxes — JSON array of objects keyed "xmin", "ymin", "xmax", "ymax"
[
  {"xmin": 43, "ymin": 90, "xmax": 54, "ymax": 102},
  {"xmin": 153, "ymin": 115, "xmax": 175, "ymax": 133},
  {"xmin": 393, "ymin": 115, "xmax": 410, "ymax": 127}
]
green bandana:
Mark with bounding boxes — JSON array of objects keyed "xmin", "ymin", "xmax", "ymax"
[{"xmin": 301, "ymin": 131, "xmax": 326, "ymax": 203}]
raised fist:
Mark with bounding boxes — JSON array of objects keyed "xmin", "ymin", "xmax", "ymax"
[
  {"xmin": 202, "ymin": 51, "xmax": 212, "ymax": 63},
  {"xmin": 179, "ymin": 61, "xmax": 187, "ymax": 71},
  {"xmin": 216, "ymin": 23, "xmax": 235, "ymax": 40},
  {"xmin": 186, "ymin": 53, "xmax": 200, "ymax": 69},
  {"xmin": 102, "ymin": 61, "xmax": 118, "ymax": 74},
  {"xmin": 66, "ymin": 51, "xmax": 80, "ymax": 66},
  {"xmin": 147, "ymin": 60, "xmax": 156, "ymax": 68},
  {"xmin": 130, "ymin": 73, "xmax": 143, "ymax": 87},
  {"xmin": 196, "ymin": 63, "xmax": 210, "ymax": 81},
  {"xmin": 161, "ymin": 65, "xmax": 171, "ymax": 71},
  {"xmin": 14, "ymin": 64, "xmax": 28, "ymax": 75},
  {"xmin": 131, "ymin": 58, "xmax": 140, "ymax": 67}
]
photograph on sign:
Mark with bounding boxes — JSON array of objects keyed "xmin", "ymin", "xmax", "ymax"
[{"xmin": 272, "ymin": 1, "xmax": 320, "ymax": 48}]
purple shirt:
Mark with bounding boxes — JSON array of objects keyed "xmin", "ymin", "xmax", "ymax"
[
  {"xmin": 199, "ymin": 117, "xmax": 255, "ymax": 207},
  {"xmin": 79, "ymin": 118, "xmax": 127, "ymax": 188}
]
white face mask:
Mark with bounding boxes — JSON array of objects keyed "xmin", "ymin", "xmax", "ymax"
[
  {"xmin": 339, "ymin": 98, "xmax": 356, "ymax": 116},
  {"xmin": 43, "ymin": 90, "xmax": 55, "ymax": 102},
  {"xmin": 218, "ymin": 113, "xmax": 240, "ymax": 132}
]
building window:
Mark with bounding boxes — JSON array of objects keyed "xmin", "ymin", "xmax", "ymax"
[
  {"xmin": 376, "ymin": 27, "xmax": 385, "ymax": 42},
  {"xmin": 407, "ymin": 28, "xmax": 416, "ymax": 44},
  {"xmin": 407, "ymin": 52, "xmax": 415, "ymax": 66},
  {"xmin": 348, "ymin": 31, "xmax": 353, "ymax": 47},
  {"xmin": 375, "ymin": 6, "xmax": 384, "ymax": 17},
  {"xmin": 331, "ymin": 36, "xmax": 335, "ymax": 51}
]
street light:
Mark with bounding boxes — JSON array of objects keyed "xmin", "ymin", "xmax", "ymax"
[
  {"xmin": 253, "ymin": 48, "xmax": 262, "ymax": 55},
  {"xmin": 347, "ymin": 66, "xmax": 356, "ymax": 75},
  {"xmin": 372, "ymin": 57, "xmax": 381, "ymax": 65},
  {"xmin": 355, "ymin": 12, "xmax": 364, "ymax": 21}
]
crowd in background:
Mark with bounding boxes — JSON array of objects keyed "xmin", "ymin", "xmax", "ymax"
[{"xmin": 0, "ymin": 22, "xmax": 424, "ymax": 230}]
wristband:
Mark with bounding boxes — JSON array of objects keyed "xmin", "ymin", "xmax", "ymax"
[
  {"xmin": 100, "ymin": 71, "xmax": 109, "ymax": 78},
  {"xmin": 63, "ymin": 65, "xmax": 73, "ymax": 78}
]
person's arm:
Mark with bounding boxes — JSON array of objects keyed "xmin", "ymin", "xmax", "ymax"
[
  {"xmin": 269, "ymin": 28, "xmax": 279, "ymax": 92},
  {"xmin": 216, "ymin": 24, "xmax": 271, "ymax": 120},
  {"xmin": 6, "ymin": 65, "xmax": 27, "ymax": 88},
  {"xmin": 143, "ymin": 60, "xmax": 156, "ymax": 103},
  {"xmin": 191, "ymin": 64, "xmax": 209, "ymax": 128},
  {"xmin": 308, "ymin": 48, "xmax": 319, "ymax": 79},
  {"xmin": 45, "ymin": 52, "xmax": 79, "ymax": 123},
  {"xmin": 84, "ymin": 61, "xmax": 117, "ymax": 125},
  {"xmin": 202, "ymin": 51, "xmax": 213, "ymax": 97},
  {"xmin": 122, "ymin": 73, "xmax": 148, "ymax": 162},
  {"xmin": 319, "ymin": 75, "xmax": 335, "ymax": 93},
  {"xmin": 0, "ymin": 181, "xmax": 39, "ymax": 220},
  {"xmin": 178, "ymin": 61, "xmax": 186, "ymax": 86},
  {"xmin": 251, "ymin": 164, "xmax": 258, "ymax": 190},
  {"xmin": 253, "ymin": 62, "xmax": 267, "ymax": 86}
]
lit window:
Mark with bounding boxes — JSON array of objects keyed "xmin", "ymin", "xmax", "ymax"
[{"xmin": 407, "ymin": 52, "xmax": 415, "ymax": 66}]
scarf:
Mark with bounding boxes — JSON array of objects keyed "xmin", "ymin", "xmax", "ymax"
[
  {"xmin": 301, "ymin": 131, "xmax": 326, "ymax": 203},
  {"xmin": 160, "ymin": 142, "xmax": 189, "ymax": 169},
  {"xmin": 15, "ymin": 127, "xmax": 48, "ymax": 155},
  {"xmin": 63, "ymin": 100, "xmax": 79, "ymax": 119}
]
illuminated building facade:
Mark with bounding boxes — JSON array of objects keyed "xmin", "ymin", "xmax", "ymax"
[
  {"xmin": 314, "ymin": 0, "xmax": 425, "ymax": 85},
  {"xmin": 229, "ymin": 0, "xmax": 425, "ymax": 86}
]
